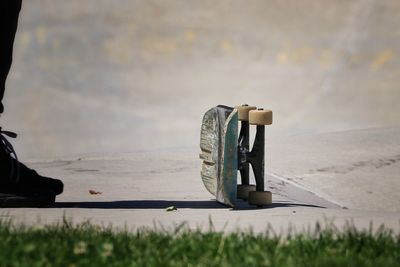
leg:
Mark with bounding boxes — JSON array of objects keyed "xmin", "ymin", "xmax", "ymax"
[
  {"xmin": 0, "ymin": 0, "xmax": 22, "ymax": 114},
  {"xmin": 0, "ymin": 1, "xmax": 64, "ymax": 207}
]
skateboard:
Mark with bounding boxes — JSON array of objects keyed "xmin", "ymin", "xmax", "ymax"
[{"xmin": 199, "ymin": 104, "xmax": 273, "ymax": 207}]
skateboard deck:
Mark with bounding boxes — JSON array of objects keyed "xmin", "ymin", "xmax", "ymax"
[{"xmin": 199, "ymin": 105, "xmax": 238, "ymax": 207}]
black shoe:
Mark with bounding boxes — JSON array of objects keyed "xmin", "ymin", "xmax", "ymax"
[
  {"xmin": 17, "ymin": 161, "xmax": 64, "ymax": 195},
  {"xmin": 0, "ymin": 127, "xmax": 63, "ymax": 207}
]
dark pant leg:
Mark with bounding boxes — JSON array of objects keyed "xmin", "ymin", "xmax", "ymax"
[{"xmin": 0, "ymin": 0, "xmax": 22, "ymax": 114}]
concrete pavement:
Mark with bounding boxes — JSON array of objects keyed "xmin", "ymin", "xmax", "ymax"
[{"xmin": 2, "ymin": 127, "xmax": 400, "ymax": 234}]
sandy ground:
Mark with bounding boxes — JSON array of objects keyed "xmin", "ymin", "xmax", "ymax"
[{"xmin": 0, "ymin": 1, "xmax": 400, "ymax": 233}]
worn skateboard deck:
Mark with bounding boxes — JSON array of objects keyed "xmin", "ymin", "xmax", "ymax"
[{"xmin": 200, "ymin": 105, "xmax": 238, "ymax": 207}]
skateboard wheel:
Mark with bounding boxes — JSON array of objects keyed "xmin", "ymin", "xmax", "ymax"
[
  {"xmin": 249, "ymin": 109, "xmax": 273, "ymax": 125},
  {"xmin": 237, "ymin": 184, "xmax": 256, "ymax": 200},
  {"xmin": 235, "ymin": 105, "xmax": 256, "ymax": 121},
  {"xmin": 248, "ymin": 191, "xmax": 272, "ymax": 206}
]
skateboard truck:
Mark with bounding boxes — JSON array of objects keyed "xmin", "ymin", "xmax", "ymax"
[
  {"xmin": 200, "ymin": 104, "xmax": 273, "ymax": 207},
  {"xmin": 237, "ymin": 105, "xmax": 273, "ymax": 206}
]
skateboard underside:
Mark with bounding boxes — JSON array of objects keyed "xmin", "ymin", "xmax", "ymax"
[{"xmin": 199, "ymin": 106, "xmax": 238, "ymax": 207}]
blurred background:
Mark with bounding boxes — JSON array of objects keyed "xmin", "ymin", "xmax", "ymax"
[{"xmin": 2, "ymin": 0, "xmax": 400, "ymax": 160}]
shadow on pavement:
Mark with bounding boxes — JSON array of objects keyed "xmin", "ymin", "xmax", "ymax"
[
  {"xmin": 54, "ymin": 200, "xmax": 225, "ymax": 209},
  {"xmin": 53, "ymin": 200, "xmax": 326, "ymax": 209},
  {"xmin": 233, "ymin": 201, "xmax": 326, "ymax": 210}
]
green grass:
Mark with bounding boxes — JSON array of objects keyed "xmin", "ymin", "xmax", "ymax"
[{"xmin": 0, "ymin": 219, "xmax": 399, "ymax": 267}]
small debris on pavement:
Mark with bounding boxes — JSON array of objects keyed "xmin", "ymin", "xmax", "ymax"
[
  {"xmin": 89, "ymin": 190, "xmax": 102, "ymax": 195},
  {"xmin": 166, "ymin": 206, "xmax": 177, "ymax": 212}
]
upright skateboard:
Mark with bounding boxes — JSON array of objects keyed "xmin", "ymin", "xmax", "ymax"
[{"xmin": 199, "ymin": 104, "xmax": 273, "ymax": 207}]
